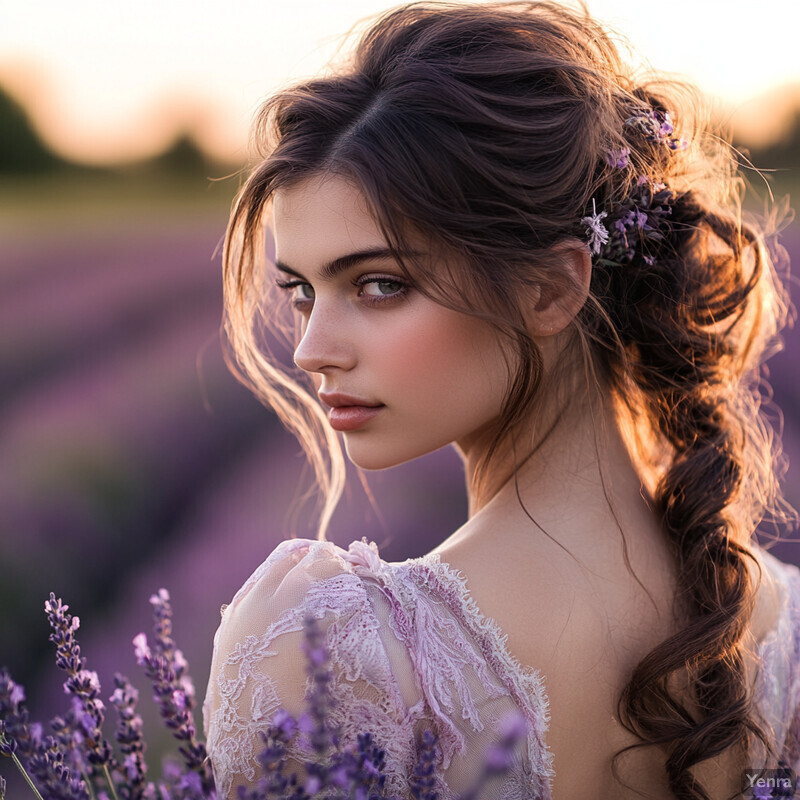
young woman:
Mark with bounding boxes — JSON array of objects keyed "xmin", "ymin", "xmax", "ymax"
[{"xmin": 203, "ymin": 3, "xmax": 800, "ymax": 798}]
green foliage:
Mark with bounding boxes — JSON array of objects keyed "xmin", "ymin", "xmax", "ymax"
[{"xmin": 0, "ymin": 86, "xmax": 61, "ymax": 174}]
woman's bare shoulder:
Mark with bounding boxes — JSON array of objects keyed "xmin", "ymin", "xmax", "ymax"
[{"xmin": 428, "ymin": 533, "xmax": 799, "ymax": 797}]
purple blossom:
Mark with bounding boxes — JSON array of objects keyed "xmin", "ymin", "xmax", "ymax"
[
  {"xmin": 172, "ymin": 690, "xmax": 187, "ymax": 711},
  {"xmin": 483, "ymin": 743, "xmax": 513, "ymax": 772},
  {"xmin": 588, "ymin": 177, "xmax": 679, "ymax": 267},
  {"xmin": 45, "ymin": 594, "xmax": 114, "ymax": 769},
  {"xmin": 605, "ymin": 147, "xmax": 630, "ymax": 169},
  {"xmin": 132, "ymin": 634, "xmax": 151, "ymax": 666},
  {"xmin": 580, "ymin": 199, "xmax": 609, "ymax": 255},
  {"xmin": 0, "ymin": 721, "xmax": 15, "ymax": 757},
  {"xmin": 26, "ymin": 733, "xmax": 90, "ymax": 800},
  {"xmin": 498, "ymin": 708, "xmax": 529, "ymax": 741},
  {"xmin": 0, "ymin": 670, "xmax": 33, "ymax": 762},
  {"xmin": 49, "ymin": 711, "xmax": 88, "ymax": 783},
  {"xmin": 249, "ymin": 615, "xmax": 525, "ymax": 800},
  {"xmin": 458, "ymin": 709, "xmax": 529, "ymax": 800},
  {"xmin": 109, "ymin": 673, "xmax": 147, "ymax": 800},
  {"xmin": 177, "ymin": 770, "xmax": 202, "ymax": 793},
  {"xmin": 624, "ymin": 107, "xmax": 687, "ymax": 151},
  {"xmin": 134, "ymin": 589, "xmax": 213, "ymax": 794},
  {"xmin": 274, "ymin": 709, "xmax": 298, "ymax": 739},
  {"xmin": 299, "ymin": 615, "xmax": 338, "ymax": 760},
  {"xmin": 1, "ymin": 590, "xmax": 225, "ymax": 800},
  {"xmin": 10, "ymin": 684, "xmax": 25, "ymax": 707}
]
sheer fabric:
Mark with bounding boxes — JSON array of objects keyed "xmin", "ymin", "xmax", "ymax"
[{"xmin": 203, "ymin": 538, "xmax": 800, "ymax": 799}]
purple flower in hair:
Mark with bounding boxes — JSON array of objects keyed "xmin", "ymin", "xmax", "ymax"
[
  {"xmin": 624, "ymin": 107, "xmax": 687, "ymax": 151},
  {"xmin": 581, "ymin": 199, "xmax": 609, "ymax": 255},
  {"xmin": 605, "ymin": 147, "xmax": 630, "ymax": 169}
]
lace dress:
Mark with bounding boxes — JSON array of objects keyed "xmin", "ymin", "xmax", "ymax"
[{"xmin": 203, "ymin": 537, "xmax": 800, "ymax": 799}]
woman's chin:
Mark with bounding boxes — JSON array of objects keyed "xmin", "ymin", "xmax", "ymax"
[{"xmin": 343, "ymin": 440, "xmax": 429, "ymax": 472}]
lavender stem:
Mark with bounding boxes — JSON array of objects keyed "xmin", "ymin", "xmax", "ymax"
[
  {"xmin": 102, "ymin": 763, "xmax": 121, "ymax": 800},
  {"xmin": 8, "ymin": 750, "xmax": 46, "ymax": 800}
]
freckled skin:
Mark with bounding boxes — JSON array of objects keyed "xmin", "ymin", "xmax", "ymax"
[{"xmin": 271, "ymin": 174, "xmax": 514, "ymax": 471}]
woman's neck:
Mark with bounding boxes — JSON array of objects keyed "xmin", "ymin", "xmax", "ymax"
[{"xmin": 460, "ymin": 377, "xmax": 645, "ymax": 525}]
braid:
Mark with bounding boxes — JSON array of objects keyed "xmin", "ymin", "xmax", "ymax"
[{"xmin": 585, "ymin": 148, "xmax": 788, "ymax": 795}]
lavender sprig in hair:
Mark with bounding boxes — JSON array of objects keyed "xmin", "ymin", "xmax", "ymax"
[
  {"xmin": 623, "ymin": 107, "xmax": 688, "ymax": 152},
  {"xmin": 581, "ymin": 105, "xmax": 685, "ymax": 264},
  {"xmin": 581, "ymin": 199, "xmax": 609, "ymax": 256},
  {"xmin": 594, "ymin": 177, "xmax": 679, "ymax": 268}
]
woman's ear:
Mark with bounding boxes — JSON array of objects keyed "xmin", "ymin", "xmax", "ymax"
[{"xmin": 524, "ymin": 239, "xmax": 592, "ymax": 337}]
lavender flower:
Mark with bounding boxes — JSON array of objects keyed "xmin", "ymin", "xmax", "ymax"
[
  {"xmin": 0, "ymin": 722, "xmax": 13, "ymax": 758},
  {"xmin": 590, "ymin": 178, "xmax": 679, "ymax": 267},
  {"xmin": 455, "ymin": 710, "xmax": 529, "ymax": 800},
  {"xmin": 605, "ymin": 147, "xmax": 630, "ymax": 169},
  {"xmin": 50, "ymin": 709, "xmax": 91, "ymax": 791},
  {"xmin": 581, "ymin": 199, "xmax": 609, "ymax": 255},
  {"xmin": 0, "ymin": 668, "xmax": 40, "ymax": 770},
  {"xmin": 132, "ymin": 589, "xmax": 213, "ymax": 795},
  {"xmin": 1, "ymin": 670, "xmax": 74, "ymax": 800},
  {"xmin": 243, "ymin": 614, "xmax": 527, "ymax": 800},
  {"xmin": 409, "ymin": 729, "xmax": 439, "ymax": 800},
  {"xmin": 624, "ymin": 108, "xmax": 687, "ymax": 151},
  {"xmin": 0, "ymin": 674, "xmax": 25, "ymax": 757},
  {"xmin": 109, "ymin": 674, "xmax": 147, "ymax": 800},
  {"xmin": 25, "ymin": 733, "xmax": 89, "ymax": 800},
  {"xmin": 45, "ymin": 594, "xmax": 114, "ymax": 768},
  {"xmin": 299, "ymin": 615, "xmax": 338, "ymax": 761}
]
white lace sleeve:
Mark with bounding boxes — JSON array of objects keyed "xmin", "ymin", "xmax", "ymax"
[{"xmin": 202, "ymin": 538, "xmax": 426, "ymax": 800}]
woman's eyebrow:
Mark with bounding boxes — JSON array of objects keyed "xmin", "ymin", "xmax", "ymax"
[{"xmin": 275, "ymin": 247, "xmax": 416, "ymax": 280}]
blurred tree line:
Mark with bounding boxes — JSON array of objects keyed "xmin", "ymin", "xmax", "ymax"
[
  {"xmin": 2, "ymin": 81, "xmax": 800, "ymax": 179},
  {"xmin": 0, "ymin": 83, "xmax": 226, "ymax": 177}
]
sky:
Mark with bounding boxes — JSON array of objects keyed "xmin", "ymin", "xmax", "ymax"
[{"xmin": 0, "ymin": 0, "xmax": 798, "ymax": 164}]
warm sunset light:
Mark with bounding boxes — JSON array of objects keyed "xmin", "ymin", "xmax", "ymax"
[
  {"xmin": 3, "ymin": 5, "xmax": 800, "ymax": 798},
  {"xmin": 0, "ymin": 0, "xmax": 797, "ymax": 165}
]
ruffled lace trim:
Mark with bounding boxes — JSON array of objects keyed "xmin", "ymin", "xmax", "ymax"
[{"xmin": 404, "ymin": 550, "xmax": 554, "ymax": 796}]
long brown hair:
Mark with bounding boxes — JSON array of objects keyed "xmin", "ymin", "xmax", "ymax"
[{"xmin": 220, "ymin": 2, "xmax": 795, "ymax": 795}]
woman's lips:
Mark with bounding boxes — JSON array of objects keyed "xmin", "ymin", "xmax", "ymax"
[
  {"xmin": 327, "ymin": 404, "xmax": 384, "ymax": 432},
  {"xmin": 319, "ymin": 394, "xmax": 384, "ymax": 432}
]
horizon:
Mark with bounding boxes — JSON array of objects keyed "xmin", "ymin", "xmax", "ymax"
[{"xmin": 0, "ymin": 0, "xmax": 798, "ymax": 167}]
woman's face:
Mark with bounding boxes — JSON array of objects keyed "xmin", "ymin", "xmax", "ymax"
[{"xmin": 271, "ymin": 173, "xmax": 515, "ymax": 470}]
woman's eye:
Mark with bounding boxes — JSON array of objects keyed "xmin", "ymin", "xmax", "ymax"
[
  {"xmin": 292, "ymin": 283, "xmax": 315, "ymax": 301},
  {"xmin": 359, "ymin": 278, "xmax": 406, "ymax": 298},
  {"xmin": 276, "ymin": 279, "xmax": 315, "ymax": 307}
]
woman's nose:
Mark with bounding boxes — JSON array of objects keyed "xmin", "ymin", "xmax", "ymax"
[{"xmin": 293, "ymin": 304, "xmax": 356, "ymax": 374}]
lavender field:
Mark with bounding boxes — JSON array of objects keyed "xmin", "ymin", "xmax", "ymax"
[{"xmin": 1, "ymin": 183, "xmax": 798, "ymax": 782}]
